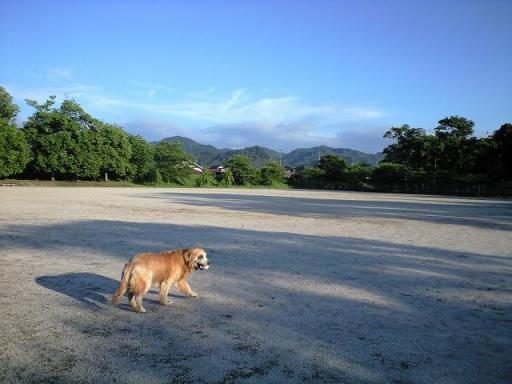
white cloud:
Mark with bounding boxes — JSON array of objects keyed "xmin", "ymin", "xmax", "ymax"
[
  {"xmin": 81, "ymin": 88, "xmax": 386, "ymax": 127},
  {"xmin": 335, "ymin": 125, "xmax": 391, "ymax": 153},
  {"xmin": 120, "ymin": 119, "xmax": 388, "ymax": 153},
  {"xmin": 7, "ymin": 83, "xmax": 385, "ymax": 125},
  {"xmin": 5, "ymin": 84, "xmax": 100, "ymax": 104},
  {"xmin": 122, "ymin": 120, "xmax": 192, "ymax": 141},
  {"xmin": 6, "ymin": 82, "xmax": 389, "ymax": 151},
  {"xmin": 47, "ymin": 68, "xmax": 73, "ymax": 79},
  {"xmin": 131, "ymin": 81, "xmax": 175, "ymax": 95},
  {"xmin": 166, "ymin": 91, "xmax": 380, "ymax": 124},
  {"xmin": 202, "ymin": 121, "xmax": 330, "ymax": 149},
  {"xmin": 121, "ymin": 119, "xmax": 332, "ymax": 150}
]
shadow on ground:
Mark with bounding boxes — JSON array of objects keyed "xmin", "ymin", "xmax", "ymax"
[
  {"xmin": 1, "ymin": 214, "xmax": 511, "ymax": 383},
  {"xmin": 129, "ymin": 191, "xmax": 512, "ymax": 230},
  {"xmin": 36, "ymin": 273, "xmax": 117, "ymax": 310}
]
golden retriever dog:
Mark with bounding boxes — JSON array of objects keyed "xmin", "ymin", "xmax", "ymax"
[{"xmin": 111, "ymin": 247, "xmax": 209, "ymax": 313}]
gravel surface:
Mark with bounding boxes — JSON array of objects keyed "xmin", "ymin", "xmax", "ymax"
[{"xmin": 1, "ymin": 187, "xmax": 511, "ymax": 383}]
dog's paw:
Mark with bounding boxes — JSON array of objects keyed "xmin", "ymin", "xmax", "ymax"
[
  {"xmin": 189, "ymin": 292, "xmax": 198, "ymax": 298},
  {"xmin": 160, "ymin": 299, "xmax": 174, "ymax": 306}
]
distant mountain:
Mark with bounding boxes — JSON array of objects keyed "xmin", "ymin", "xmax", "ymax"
[
  {"xmin": 160, "ymin": 136, "xmax": 230, "ymax": 165},
  {"xmin": 283, "ymin": 146, "xmax": 384, "ymax": 167},
  {"xmin": 159, "ymin": 136, "xmax": 383, "ymax": 167},
  {"xmin": 215, "ymin": 146, "xmax": 280, "ymax": 168}
]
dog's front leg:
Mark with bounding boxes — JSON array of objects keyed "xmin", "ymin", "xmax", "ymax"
[
  {"xmin": 177, "ymin": 280, "xmax": 197, "ymax": 298},
  {"xmin": 159, "ymin": 281, "xmax": 173, "ymax": 305}
]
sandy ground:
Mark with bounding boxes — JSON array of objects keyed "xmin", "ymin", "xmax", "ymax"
[{"xmin": 0, "ymin": 187, "xmax": 511, "ymax": 384}]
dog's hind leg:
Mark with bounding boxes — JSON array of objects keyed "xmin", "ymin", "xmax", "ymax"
[
  {"xmin": 128, "ymin": 291, "xmax": 137, "ymax": 310},
  {"xmin": 130, "ymin": 270, "xmax": 152, "ymax": 313},
  {"xmin": 134, "ymin": 295, "xmax": 146, "ymax": 313}
]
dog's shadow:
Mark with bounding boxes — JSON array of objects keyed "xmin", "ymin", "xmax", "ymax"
[
  {"xmin": 36, "ymin": 273, "xmax": 118, "ymax": 310},
  {"xmin": 35, "ymin": 272, "xmax": 185, "ymax": 310}
]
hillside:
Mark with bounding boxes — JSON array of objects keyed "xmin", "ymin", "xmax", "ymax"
[
  {"xmin": 283, "ymin": 146, "xmax": 384, "ymax": 167},
  {"xmin": 159, "ymin": 136, "xmax": 383, "ymax": 167},
  {"xmin": 212, "ymin": 146, "xmax": 280, "ymax": 168},
  {"xmin": 160, "ymin": 136, "xmax": 230, "ymax": 165}
]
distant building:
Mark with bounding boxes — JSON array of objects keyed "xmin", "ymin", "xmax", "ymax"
[
  {"xmin": 284, "ymin": 168, "xmax": 296, "ymax": 178},
  {"xmin": 190, "ymin": 162, "xmax": 204, "ymax": 174},
  {"xmin": 208, "ymin": 165, "xmax": 226, "ymax": 175}
]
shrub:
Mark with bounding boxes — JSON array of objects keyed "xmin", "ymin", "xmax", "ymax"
[{"xmin": 196, "ymin": 171, "xmax": 215, "ymax": 187}]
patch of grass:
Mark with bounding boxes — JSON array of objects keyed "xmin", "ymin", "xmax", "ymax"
[
  {"xmin": 0, "ymin": 179, "xmax": 141, "ymax": 187},
  {"xmin": 235, "ymin": 182, "xmax": 291, "ymax": 190},
  {"xmin": 2, "ymin": 177, "xmax": 292, "ymax": 189}
]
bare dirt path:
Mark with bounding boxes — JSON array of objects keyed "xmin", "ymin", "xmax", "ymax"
[{"xmin": 1, "ymin": 187, "xmax": 511, "ymax": 383}]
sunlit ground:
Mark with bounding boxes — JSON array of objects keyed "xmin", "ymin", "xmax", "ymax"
[{"xmin": 1, "ymin": 187, "xmax": 511, "ymax": 383}]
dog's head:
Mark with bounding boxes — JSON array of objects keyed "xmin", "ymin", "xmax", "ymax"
[{"xmin": 183, "ymin": 248, "xmax": 210, "ymax": 271}]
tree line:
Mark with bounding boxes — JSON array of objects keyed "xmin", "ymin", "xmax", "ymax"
[
  {"xmin": 1, "ymin": 86, "xmax": 510, "ymax": 194},
  {"xmin": 0, "ymin": 87, "xmax": 285, "ymax": 186},
  {"xmin": 289, "ymin": 116, "xmax": 512, "ymax": 194}
]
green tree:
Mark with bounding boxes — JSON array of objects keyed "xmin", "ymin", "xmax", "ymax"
[
  {"xmin": 434, "ymin": 116, "xmax": 475, "ymax": 174},
  {"xmin": 260, "ymin": 161, "xmax": 284, "ymax": 185},
  {"xmin": 219, "ymin": 168, "xmax": 235, "ymax": 186},
  {"xmin": 383, "ymin": 125, "xmax": 430, "ymax": 170},
  {"xmin": 435, "ymin": 116, "xmax": 474, "ymax": 139},
  {"xmin": 382, "ymin": 116, "xmax": 480, "ymax": 178},
  {"xmin": 75, "ymin": 128, "xmax": 102, "ymax": 179},
  {"xmin": 0, "ymin": 87, "xmax": 29, "ymax": 178},
  {"xmin": 345, "ymin": 163, "xmax": 371, "ymax": 189},
  {"xmin": 195, "ymin": 170, "xmax": 215, "ymax": 187},
  {"xmin": 422, "ymin": 134, "xmax": 443, "ymax": 172},
  {"xmin": 0, "ymin": 86, "xmax": 20, "ymax": 124},
  {"xmin": 97, "ymin": 124, "xmax": 132, "ymax": 180},
  {"xmin": 59, "ymin": 100, "xmax": 103, "ymax": 179},
  {"xmin": 23, "ymin": 97, "xmax": 103, "ymax": 179},
  {"xmin": 288, "ymin": 166, "xmax": 325, "ymax": 189},
  {"xmin": 490, "ymin": 123, "xmax": 512, "ymax": 181},
  {"xmin": 153, "ymin": 142, "xmax": 192, "ymax": 184},
  {"xmin": 128, "ymin": 134, "xmax": 154, "ymax": 182},
  {"xmin": 318, "ymin": 154, "xmax": 348, "ymax": 187},
  {"xmin": 0, "ymin": 121, "xmax": 30, "ymax": 178},
  {"xmin": 371, "ymin": 163, "xmax": 410, "ymax": 185},
  {"xmin": 226, "ymin": 155, "xmax": 254, "ymax": 185},
  {"xmin": 154, "ymin": 169, "xmax": 163, "ymax": 185}
]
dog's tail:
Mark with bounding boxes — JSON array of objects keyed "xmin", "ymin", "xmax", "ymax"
[{"xmin": 111, "ymin": 260, "xmax": 134, "ymax": 304}]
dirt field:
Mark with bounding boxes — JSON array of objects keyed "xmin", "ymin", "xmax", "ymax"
[{"xmin": 0, "ymin": 187, "xmax": 511, "ymax": 384}]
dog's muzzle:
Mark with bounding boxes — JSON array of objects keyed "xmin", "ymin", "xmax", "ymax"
[{"xmin": 196, "ymin": 262, "xmax": 210, "ymax": 271}]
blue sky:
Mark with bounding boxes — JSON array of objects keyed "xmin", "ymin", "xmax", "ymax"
[{"xmin": 1, "ymin": 0, "xmax": 511, "ymax": 153}]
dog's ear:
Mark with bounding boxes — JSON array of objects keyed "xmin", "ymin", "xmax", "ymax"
[
  {"xmin": 182, "ymin": 248, "xmax": 197, "ymax": 268},
  {"xmin": 182, "ymin": 248, "xmax": 193, "ymax": 262}
]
